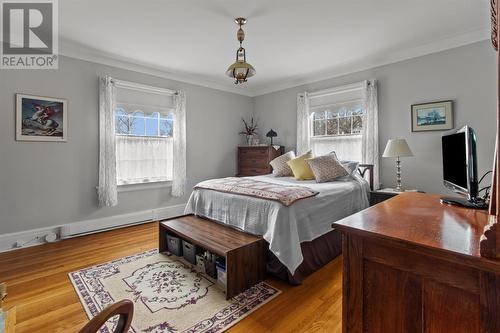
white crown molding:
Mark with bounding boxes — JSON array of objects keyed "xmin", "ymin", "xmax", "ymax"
[
  {"xmin": 59, "ymin": 28, "xmax": 489, "ymax": 98},
  {"xmin": 59, "ymin": 39, "xmax": 255, "ymax": 97},
  {"xmin": 250, "ymin": 28, "xmax": 491, "ymax": 97}
]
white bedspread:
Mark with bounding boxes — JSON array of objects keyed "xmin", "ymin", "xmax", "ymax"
[{"xmin": 184, "ymin": 173, "xmax": 370, "ymax": 274}]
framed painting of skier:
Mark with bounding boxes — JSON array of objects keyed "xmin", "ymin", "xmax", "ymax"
[{"xmin": 16, "ymin": 94, "xmax": 68, "ymax": 142}]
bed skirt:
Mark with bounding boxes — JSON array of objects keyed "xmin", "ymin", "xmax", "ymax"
[{"xmin": 266, "ymin": 229, "xmax": 342, "ymax": 285}]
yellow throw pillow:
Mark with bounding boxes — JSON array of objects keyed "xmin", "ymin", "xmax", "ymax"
[{"xmin": 287, "ymin": 151, "xmax": 315, "ymax": 180}]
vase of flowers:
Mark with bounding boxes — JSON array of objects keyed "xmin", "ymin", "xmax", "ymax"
[{"xmin": 239, "ymin": 118, "xmax": 258, "ymax": 146}]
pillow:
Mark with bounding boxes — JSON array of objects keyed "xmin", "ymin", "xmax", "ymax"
[
  {"xmin": 270, "ymin": 151, "xmax": 296, "ymax": 176},
  {"xmin": 306, "ymin": 154, "xmax": 349, "ymax": 183},
  {"xmin": 287, "ymin": 150, "xmax": 315, "ymax": 180},
  {"xmin": 341, "ymin": 161, "xmax": 360, "ymax": 176}
]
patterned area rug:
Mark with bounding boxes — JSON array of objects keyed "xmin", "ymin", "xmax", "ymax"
[{"xmin": 69, "ymin": 249, "xmax": 280, "ymax": 333}]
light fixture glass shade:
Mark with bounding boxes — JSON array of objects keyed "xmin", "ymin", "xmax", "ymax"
[
  {"xmin": 225, "ymin": 61, "xmax": 256, "ymax": 80},
  {"xmin": 382, "ymin": 139, "xmax": 413, "ymax": 157}
]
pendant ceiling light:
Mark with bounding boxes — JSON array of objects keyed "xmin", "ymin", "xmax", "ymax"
[{"xmin": 226, "ymin": 18, "xmax": 256, "ymax": 84}]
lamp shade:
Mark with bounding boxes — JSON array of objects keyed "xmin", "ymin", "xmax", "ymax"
[
  {"xmin": 382, "ymin": 139, "xmax": 413, "ymax": 158},
  {"xmin": 266, "ymin": 129, "xmax": 277, "ymax": 138},
  {"xmin": 225, "ymin": 61, "xmax": 256, "ymax": 80}
]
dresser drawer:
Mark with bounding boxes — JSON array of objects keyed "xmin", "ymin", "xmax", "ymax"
[
  {"xmin": 238, "ymin": 167, "xmax": 270, "ymax": 176},
  {"xmin": 238, "ymin": 147, "xmax": 269, "ymax": 158},
  {"xmin": 238, "ymin": 157, "xmax": 269, "ymax": 168}
]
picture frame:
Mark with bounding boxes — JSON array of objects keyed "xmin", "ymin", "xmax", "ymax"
[
  {"xmin": 16, "ymin": 94, "xmax": 68, "ymax": 142},
  {"xmin": 411, "ymin": 100, "xmax": 453, "ymax": 132}
]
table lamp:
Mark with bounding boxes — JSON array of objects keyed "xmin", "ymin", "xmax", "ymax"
[
  {"xmin": 266, "ymin": 129, "xmax": 277, "ymax": 145},
  {"xmin": 382, "ymin": 138, "xmax": 413, "ymax": 192}
]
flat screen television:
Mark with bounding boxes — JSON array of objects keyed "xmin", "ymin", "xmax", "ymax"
[{"xmin": 440, "ymin": 125, "xmax": 487, "ymax": 209}]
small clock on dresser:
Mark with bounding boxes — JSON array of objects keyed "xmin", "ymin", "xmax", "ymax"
[{"xmin": 237, "ymin": 146, "xmax": 284, "ymax": 176}]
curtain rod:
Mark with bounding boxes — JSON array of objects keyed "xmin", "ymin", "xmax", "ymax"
[
  {"xmin": 307, "ymin": 81, "xmax": 365, "ymax": 99},
  {"xmin": 116, "ymin": 102, "xmax": 175, "ymax": 111},
  {"xmin": 309, "ymin": 98, "xmax": 363, "ymax": 111},
  {"xmin": 110, "ymin": 77, "xmax": 177, "ymax": 96}
]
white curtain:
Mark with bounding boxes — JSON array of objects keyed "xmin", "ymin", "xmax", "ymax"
[
  {"xmin": 296, "ymin": 92, "xmax": 311, "ymax": 155},
  {"xmin": 98, "ymin": 76, "xmax": 118, "ymax": 206},
  {"xmin": 361, "ymin": 79, "xmax": 379, "ymax": 188},
  {"xmin": 116, "ymin": 136, "xmax": 173, "ymax": 185},
  {"xmin": 172, "ymin": 91, "xmax": 187, "ymax": 197},
  {"xmin": 311, "ymin": 136, "xmax": 362, "ymax": 162}
]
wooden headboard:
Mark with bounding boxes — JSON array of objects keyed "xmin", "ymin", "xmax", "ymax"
[{"xmin": 357, "ymin": 164, "xmax": 374, "ymax": 191}]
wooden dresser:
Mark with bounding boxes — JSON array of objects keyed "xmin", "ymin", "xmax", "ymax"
[
  {"xmin": 237, "ymin": 145, "xmax": 284, "ymax": 176},
  {"xmin": 332, "ymin": 193, "xmax": 500, "ymax": 333}
]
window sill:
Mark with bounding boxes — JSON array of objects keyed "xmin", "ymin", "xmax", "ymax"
[{"xmin": 117, "ymin": 181, "xmax": 173, "ymax": 192}]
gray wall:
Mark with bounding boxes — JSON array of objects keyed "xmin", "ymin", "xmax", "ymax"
[
  {"xmin": 0, "ymin": 40, "xmax": 495, "ymax": 235},
  {"xmin": 253, "ymin": 41, "xmax": 497, "ymax": 195},
  {"xmin": 0, "ymin": 56, "xmax": 253, "ymax": 234}
]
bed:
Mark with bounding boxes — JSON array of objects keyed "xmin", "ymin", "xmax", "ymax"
[{"xmin": 184, "ymin": 166, "xmax": 372, "ymax": 284}]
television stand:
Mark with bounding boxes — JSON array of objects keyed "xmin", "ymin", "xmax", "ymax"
[{"xmin": 440, "ymin": 196, "xmax": 488, "ymax": 209}]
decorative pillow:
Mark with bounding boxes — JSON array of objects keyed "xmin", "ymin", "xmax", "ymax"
[
  {"xmin": 270, "ymin": 151, "xmax": 296, "ymax": 176},
  {"xmin": 287, "ymin": 151, "xmax": 315, "ymax": 180},
  {"xmin": 306, "ymin": 154, "xmax": 349, "ymax": 183},
  {"xmin": 328, "ymin": 151, "xmax": 359, "ymax": 176},
  {"xmin": 341, "ymin": 161, "xmax": 360, "ymax": 176}
]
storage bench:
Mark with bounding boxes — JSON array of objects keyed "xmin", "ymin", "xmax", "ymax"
[{"xmin": 159, "ymin": 215, "xmax": 267, "ymax": 299}]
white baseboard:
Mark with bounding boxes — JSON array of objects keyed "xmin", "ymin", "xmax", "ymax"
[
  {"xmin": 61, "ymin": 203, "xmax": 187, "ymax": 238},
  {"xmin": 0, "ymin": 203, "xmax": 186, "ymax": 253}
]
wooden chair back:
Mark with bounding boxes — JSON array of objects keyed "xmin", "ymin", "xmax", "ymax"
[{"xmin": 78, "ymin": 300, "xmax": 133, "ymax": 333}]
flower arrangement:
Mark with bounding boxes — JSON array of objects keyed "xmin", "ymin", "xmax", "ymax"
[{"xmin": 238, "ymin": 117, "xmax": 258, "ymax": 136}]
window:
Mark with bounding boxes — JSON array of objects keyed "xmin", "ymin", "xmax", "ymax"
[
  {"xmin": 98, "ymin": 76, "xmax": 186, "ymax": 206},
  {"xmin": 310, "ymin": 100, "xmax": 364, "ymax": 161},
  {"xmin": 297, "ymin": 80, "xmax": 378, "ymax": 189},
  {"xmin": 115, "ymin": 110, "xmax": 173, "ymax": 137},
  {"xmin": 312, "ymin": 105, "xmax": 363, "ymax": 137},
  {"xmin": 114, "ymin": 84, "xmax": 176, "ymax": 186}
]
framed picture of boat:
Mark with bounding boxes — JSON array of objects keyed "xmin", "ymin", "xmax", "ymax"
[
  {"xmin": 411, "ymin": 100, "xmax": 453, "ymax": 132},
  {"xmin": 16, "ymin": 94, "xmax": 68, "ymax": 142}
]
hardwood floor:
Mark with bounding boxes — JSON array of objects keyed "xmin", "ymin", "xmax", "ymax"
[{"xmin": 0, "ymin": 222, "xmax": 342, "ymax": 333}]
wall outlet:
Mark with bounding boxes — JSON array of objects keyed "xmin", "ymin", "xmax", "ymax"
[{"xmin": 44, "ymin": 233, "xmax": 57, "ymax": 243}]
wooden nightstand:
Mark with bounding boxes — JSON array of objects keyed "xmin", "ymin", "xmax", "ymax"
[
  {"xmin": 370, "ymin": 188, "xmax": 421, "ymax": 206},
  {"xmin": 370, "ymin": 190, "xmax": 398, "ymax": 206}
]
